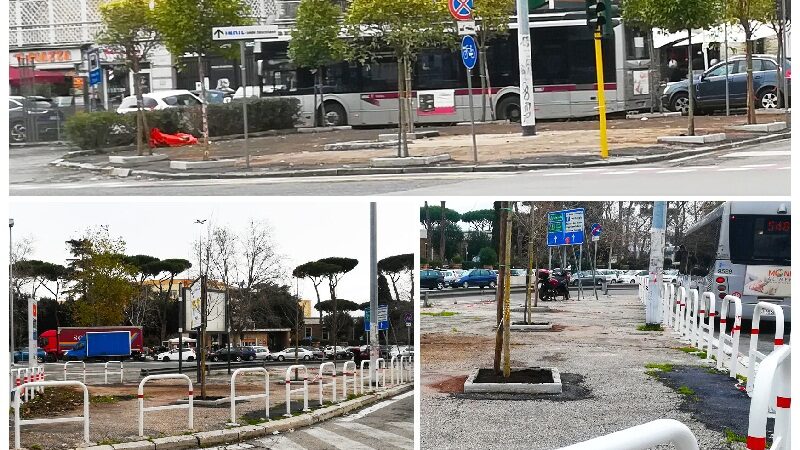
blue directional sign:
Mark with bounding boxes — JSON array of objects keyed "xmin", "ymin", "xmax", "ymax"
[
  {"xmin": 460, "ymin": 35, "xmax": 478, "ymax": 70},
  {"xmin": 547, "ymin": 208, "xmax": 585, "ymax": 247},
  {"xmin": 364, "ymin": 305, "xmax": 389, "ymax": 331},
  {"xmin": 88, "ymin": 51, "xmax": 101, "ymax": 87}
]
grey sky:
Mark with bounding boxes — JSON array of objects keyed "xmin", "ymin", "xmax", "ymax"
[{"xmin": 10, "ymin": 199, "xmax": 416, "ymax": 302}]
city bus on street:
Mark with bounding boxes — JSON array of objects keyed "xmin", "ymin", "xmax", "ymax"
[
  {"xmin": 677, "ymin": 201, "xmax": 790, "ymax": 322},
  {"xmin": 254, "ymin": 11, "xmax": 653, "ymax": 127}
]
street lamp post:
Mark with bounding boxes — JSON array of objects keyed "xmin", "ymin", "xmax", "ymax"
[
  {"xmin": 194, "ymin": 219, "xmax": 207, "ymax": 395},
  {"xmin": 9, "ymin": 218, "xmax": 15, "ymax": 367}
]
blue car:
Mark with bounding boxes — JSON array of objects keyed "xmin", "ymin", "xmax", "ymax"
[
  {"xmin": 661, "ymin": 54, "xmax": 790, "ymax": 114},
  {"xmin": 451, "ymin": 268, "xmax": 497, "ymax": 289},
  {"xmin": 13, "ymin": 347, "xmax": 48, "ymax": 363}
]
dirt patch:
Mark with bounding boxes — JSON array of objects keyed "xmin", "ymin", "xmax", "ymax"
[
  {"xmin": 430, "ymin": 375, "xmax": 469, "ymax": 394},
  {"xmin": 19, "ymin": 387, "xmax": 85, "ymax": 418},
  {"xmin": 474, "ymin": 368, "xmax": 554, "ymax": 384}
]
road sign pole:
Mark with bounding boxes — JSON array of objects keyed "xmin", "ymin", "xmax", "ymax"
[
  {"xmin": 593, "ymin": 30, "xmax": 609, "ymax": 158},
  {"xmin": 467, "ymin": 68, "xmax": 478, "ymax": 163},
  {"xmin": 28, "ymin": 298, "xmax": 37, "ymax": 369},
  {"xmin": 239, "ymin": 41, "xmax": 250, "ymax": 169},
  {"xmin": 592, "ymin": 240, "xmax": 598, "ymax": 300},
  {"xmin": 369, "ymin": 203, "xmax": 378, "ymax": 385},
  {"xmin": 577, "ymin": 244, "xmax": 582, "ymax": 300}
]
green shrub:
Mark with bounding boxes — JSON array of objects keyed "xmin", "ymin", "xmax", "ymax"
[{"xmin": 64, "ymin": 112, "xmax": 135, "ymax": 150}]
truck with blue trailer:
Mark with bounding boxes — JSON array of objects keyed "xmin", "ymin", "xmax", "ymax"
[{"xmin": 64, "ymin": 330, "xmax": 134, "ymax": 361}]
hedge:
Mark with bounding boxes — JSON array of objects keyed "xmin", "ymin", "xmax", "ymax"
[{"xmin": 64, "ymin": 97, "xmax": 301, "ymax": 150}]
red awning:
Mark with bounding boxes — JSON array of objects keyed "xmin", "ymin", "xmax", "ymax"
[{"xmin": 9, "ymin": 66, "xmax": 69, "ymax": 87}]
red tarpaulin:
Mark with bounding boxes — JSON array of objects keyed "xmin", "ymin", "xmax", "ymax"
[
  {"xmin": 9, "ymin": 66, "xmax": 68, "ymax": 87},
  {"xmin": 149, "ymin": 128, "xmax": 198, "ymax": 148}
]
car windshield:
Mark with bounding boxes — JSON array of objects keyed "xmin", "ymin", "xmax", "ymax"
[{"xmin": 162, "ymin": 94, "xmax": 201, "ymax": 107}]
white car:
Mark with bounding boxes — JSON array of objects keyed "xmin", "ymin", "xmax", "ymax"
[
  {"xmin": 250, "ymin": 345, "xmax": 270, "ymax": 360},
  {"xmin": 624, "ymin": 270, "xmax": 649, "ymax": 284},
  {"xmin": 272, "ymin": 347, "xmax": 314, "ymax": 362},
  {"xmin": 116, "ymin": 89, "xmax": 203, "ymax": 114},
  {"xmin": 662, "ymin": 269, "xmax": 680, "ymax": 283},
  {"xmin": 595, "ymin": 269, "xmax": 619, "ymax": 283},
  {"xmin": 441, "ymin": 270, "xmax": 460, "ymax": 285},
  {"xmin": 323, "ymin": 345, "xmax": 349, "ymax": 359},
  {"xmin": 390, "ymin": 345, "xmax": 413, "ymax": 358},
  {"xmin": 156, "ymin": 348, "xmax": 196, "ymax": 362}
]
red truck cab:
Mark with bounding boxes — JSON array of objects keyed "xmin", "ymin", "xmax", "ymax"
[{"xmin": 39, "ymin": 327, "xmax": 145, "ymax": 361}]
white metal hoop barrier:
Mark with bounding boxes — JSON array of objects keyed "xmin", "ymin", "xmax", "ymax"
[
  {"xmin": 375, "ymin": 358, "xmax": 386, "ymax": 388},
  {"xmin": 389, "ymin": 356, "xmax": 400, "ymax": 385},
  {"xmin": 558, "ymin": 419, "xmax": 700, "ymax": 450},
  {"xmin": 63, "ymin": 361, "xmax": 86, "ymax": 382},
  {"xmin": 716, "ymin": 295, "xmax": 743, "ymax": 379},
  {"xmin": 664, "ymin": 284, "xmax": 678, "ymax": 328},
  {"xmin": 138, "ymin": 374, "xmax": 193, "ymax": 437},
  {"xmin": 401, "ymin": 355, "xmax": 413, "ymax": 381},
  {"xmin": 104, "ymin": 361, "xmax": 124, "ymax": 384},
  {"xmin": 284, "ymin": 365, "xmax": 310, "ymax": 417},
  {"xmin": 746, "ymin": 344, "xmax": 791, "ymax": 450},
  {"xmin": 696, "ymin": 292, "xmax": 717, "ymax": 362},
  {"xmin": 11, "ymin": 368, "xmax": 44, "ymax": 402},
  {"xmin": 685, "ymin": 289, "xmax": 700, "ymax": 345},
  {"xmin": 318, "ymin": 362, "xmax": 337, "ymax": 406},
  {"xmin": 637, "ymin": 276, "xmax": 648, "ymax": 303},
  {"xmin": 14, "ymin": 380, "xmax": 90, "ymax": 449},
  {"xmin": 359, "ymin": 360, "xmax": 374, "ymax": 394},
  {"xmin": 229, "ymin": 367, "xmax": 269, "ymax": 425},
  {"xmin": 745, "ymin": 302, "xmax": 785, "ymax": 396},
  {"xmin": 341, "ymin": 361, "xmax": 357, "ymax": 398},
  {"xmin": 673, "ymin": 287, "xmax": 688, "ymax": 338}
]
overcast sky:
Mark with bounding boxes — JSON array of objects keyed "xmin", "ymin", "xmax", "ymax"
[{"xmin": 10, "ymin": 199, "xmax": 416, "ymax": 302}]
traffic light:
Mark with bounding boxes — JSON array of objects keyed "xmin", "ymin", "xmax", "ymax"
[{"xmin": 585, "ymin": 0, "xmax": 608, "ymax": 33}]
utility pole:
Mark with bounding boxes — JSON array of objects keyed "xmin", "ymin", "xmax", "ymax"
[
  {"xmin": 515, "ymin": 0, "xmax": 537, "ymax": 135},
  {"xmin": 647, "ymin": 202, "xmax": 667, "ymax": 324},
  {"xmin": 502, "ymin": 203, "xmax": 513, "ymax": 378},
  {"xmin": 369, "ymin": 202, "xmax": 379, "ymax": 384},
  {"xmin": 439, "ymin": 201, "xmax": 446, "ymax": 265},
  {"xmin": 9, "ymin": 219, "xmax": 15, "ymax": 367},
  {"xmin": 525, "ymin": 204, "xmax": 534, "ymax": 323},
  {"xmin": 179, "ymin": 287, "xmax": 185, "ymax": 374},
  {"xmin": 200, "ymin": 274, "xmax": 208, "ymax": 398}
]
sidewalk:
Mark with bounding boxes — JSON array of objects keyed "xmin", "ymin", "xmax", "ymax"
[
  {"xmin": 419, "ymin": 292, "xmax": 750, "ymax": 449},
  {"xmin": 51, "ymin": 114, "xmax": 789, "ymax": 178}
]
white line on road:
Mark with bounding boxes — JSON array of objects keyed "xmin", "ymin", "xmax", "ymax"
[
  {"xmin": 720, "ymin": 150, "xmax": 791, "ymax": 158},
  {"xmin": 600, "ymin": 170, "xmax": 636, "ymax": 175},
  {"xmin": 387, "ymin": 421, "xmax": 414, "ymax": 432},
  {"xmin": 541, "ymin": 172, "xmax": 581, "ymax": 177},
  {"xmin": 741, "ymin": 163, "xmax": 777, "ymax": 168},
  {"xmin": 338, "ymin": 391, "xmax": 414, "ymax": 422},
  {"xmin": 656, "ymin": 168, "xmax": 697, "ymax": 174},
  {"xmin": 717, "ymin": 167, "xmax": 753, "ymax": 172},
  {"xmin": 255, "ymin": 435, "xmax": 307, "ymax": 450},
  {"xmin": 342, "ymin": 422, "xmax": 413, "ymax": 448},
  {"xmin": 302, "ymin": 427, "xmax": 373, "ymax": 450}
]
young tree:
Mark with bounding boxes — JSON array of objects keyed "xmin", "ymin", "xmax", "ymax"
[
  {"xmin": 346, "ymin": 0, "xmax": 454, "ymax": 156},
  {"xmin": 97, "ymin": 0, "xmax": 160, "ymax": 156},
  {"xmin": 288, "ymin": 0, "xmax": 346, "ymax": 126},
  {"xmin": 472, "ymin": 0, "xmax": 515, "ymax": 120},
  {"xmin": 152, "ymin": 0, "xmax": 252, "ymax": 159},
  {"xmin": 622, "ymin": 0, "xmax": 723, "ymax": 135},
  {"xmin": 725, "ymin": 0, "xmax": 775, "ymax": 124}
]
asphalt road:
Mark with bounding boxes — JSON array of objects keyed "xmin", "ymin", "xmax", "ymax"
[
  {"xmin": 227, "ymin": 390, "xmax": 414, "ymax": 449},
  {"xmin": 9, "ymin": 139, "xmax": 790, "ymax": 196}
]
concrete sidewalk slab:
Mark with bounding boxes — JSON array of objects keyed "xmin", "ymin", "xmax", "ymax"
[
  {"xmin": 370, "ymin": 154, "xmax": 451, "ymax": 167},
  {"xmin": 378, "ymin": 130, "xmax": 440, "ymax": 141},
  {"xmin": 324, "ymin": 140, "xmax": 399, "ymax": 151},
  {"xmin": 169, "ymin": 160, "xmax": 237, "ymax": 170},
  {"xmin": 727, "ymin": 122, "xmax": 787, "ymax": 133},
  {"xmin": 657, "ymin": 133, "xmax": 727, "ymax": 144},
  {"xmin": 108, "ymin": 154, "xmax": 169, "ymax": 167}
]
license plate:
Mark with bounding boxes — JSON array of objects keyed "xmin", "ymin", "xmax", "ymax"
[{"xmin": 49, "ymin": 115, "xmax": 58, "ymax": 120}]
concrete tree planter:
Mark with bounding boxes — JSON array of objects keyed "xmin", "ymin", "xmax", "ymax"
[
  {"xmin": 108, "ymin": 154, "xmax": 169, "ymax": 167},
  {"xmin": 656, "ymin": 133, "xmax": 726, "ymax": 144},
  {"xmin": 169, "ymin": 159, "xmax": 237, "ymax": 170},
  {"xmin": 463, "ymin": 367, "xmax": 562, "ymax": 394},
  {"xmin": 510, "ymin": 321, "xmax": 553, "ymax": 331}
]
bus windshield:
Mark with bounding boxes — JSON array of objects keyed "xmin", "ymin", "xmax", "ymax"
[{"xmin": 729, "ymin": 214, "xmax": 791, "ymax": 265}]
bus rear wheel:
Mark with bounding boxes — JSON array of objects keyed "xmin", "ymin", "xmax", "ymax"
[
  {"xmin": 497, "ymin": 95, "xmax": 521, "ymax": 122},
  {"xmin": 320, "ymin": 102, "xmax": 347, "ymax": 127}
]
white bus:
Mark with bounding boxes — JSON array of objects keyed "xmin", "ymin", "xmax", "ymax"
[
  {"xmin": 254, "ymin": 11, "xmax": 653, "ymax": 127},
  {"xmin": 678, "ymin": 201, "xmax": 791, "ymax": 322}
]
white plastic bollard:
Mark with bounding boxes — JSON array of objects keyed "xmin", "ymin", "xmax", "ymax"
[
  {"xmin": 318, "ymin": 362, "xmax": 337, "ymax": 406},
  {"xmin": 745, "ymin": 302, "xmax": 785, "ymax": 395},
  {"xmin": 104, "ymin": 361, "xmax": 124, "ymax": 384},
  {"xmin": 284, "ymin": 365, "xmax": 309, "ymax": 417},
  {"xmin": 63, "ymin": 361, "xmax": 86, "ymax": 383},
  {"xmin": 716, "ymin": 295, "xmax": 743, "ymax": 379},
  {"xmin": 674, "ymin": 286, "xmax": 688, "ymax": 338},
  {"xmin": 687, "ymin": 289, "xmax": 700, "ymax": 346},
  {"xmin": 229, "ymin": 367, "xmax": 269, "ymax": 425},
  {"xmin": 14, "ymin": 380, "xmax": 90, "ymax": 449},
  {"xmin": 341, "ymin": 361, "xmax": 357, "ymax": 398},
  {"xmin": 746, "ymin": 345, "xmax": 791, "ymax": 450},
  {"xmin": 138, "ymin": 374, "xmax": 193, "ymax": 437},
  {"xmin": 400, "ymin": 355, "xmax": 412, "ymax": 382}
]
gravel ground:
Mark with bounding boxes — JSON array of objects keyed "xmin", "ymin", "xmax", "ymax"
[
  {"xmin": 420, "ymin": 292, "xmax": 749, "ymax": 450},
  {"xmin": 12, "ymin": 366, "xmax": 367, "ymax": 449}
]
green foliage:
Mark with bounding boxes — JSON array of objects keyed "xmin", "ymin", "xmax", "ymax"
[
  {"xmin": 644, "ymin": 362, "xmax": 674, "ymax": 372},
  {"xmin": 478, "ymin": 247, "xmax": 498, "ymax": 267},
  {"xmin": 151, "ymin": 0, "xmax": 252, "ymax": 60},
  {"xmin": 420, "ymin": 311, "xmax": 458, "ymax": 317},
  {"xmin": 97, "ymin": 0, "xmax": 159, "ymax": 66},
  {"xmin": 451, "ymin": 254, "xmax": 463, "ymax": 264},
  {"xmin": 289, "ymin": 0, "xmax": 345, "ymax": 69},
  {"xmin": 725, "ymin": 429, "xmax": 747, "ymax": 444},
  {"xmin": 315, "ymin": 299, "xmax": 362, "ymax": 312},
  {"xmin": 378, "ymin": 253, "xmax": 413, "ymax": 274},
  {"xmin": 429, "ymin": 223, "xmax": 465, "ymax": 261},
  {"xmin": 676, "ymin": 385, "xmax": 696, "ymax": 396},
  {"xmin": 621, "ymin": 0, "xmax": 723, "ymax": 32},
  {"xmin": 460, "ymin": 209, "xmax": 495, "ymax": 232},
  {"xmin": 419, "ymin": 205, "xmax": 462, "ymax": 225},
  {"xmin": 473, "ymin": 0, "xmax": 515, "ymax": 43},
  {"xmin": 182, "ymin": 98, "xmax": 301, "ymax": 136}
]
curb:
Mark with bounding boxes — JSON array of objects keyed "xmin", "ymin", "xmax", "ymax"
[
  {"xmin": 50, "ymin": 132, "xmax": 790, "ymax": 181},
  {"xmin": 73, "ymin": 383, "xmax": 412, "ymax": 450}
]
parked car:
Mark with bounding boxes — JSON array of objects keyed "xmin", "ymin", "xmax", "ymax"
[
  {"xmin": 440, "ymin": 270, "xmax": 460, "ymax": 286},
  {"xmin": 272, "ymin": 347, "xmax": 314, "ymax": 361},
  {"xmin": 238, "ymin": 346, "xmax": 257, "ymax": 361},
  {"xmin": 661, "ymin": 55, "xmax": 791, "ymax": 115},
  {"xmin": 324, "ymin": 345, "xmax": 352, "ymax": 359},
  {"xmin": 155, "ymin": 348, "xmax": 196, "ymax": 362},
  {"xmin": 13, "ymin": 347, "xmax": 48, "ymax": 363},
  {"xmin": 421, "ymin": 269, "xmax": 445, "ymax": 290},
  {"xmin": 570, "ymin": 271, "xmax": 604, "ymax": 286},
  {"xmin": 191, "ymin": 89, "xmax": 232, "ymax": 105},
  {"xmin": 116, "ymin": 89, "xmax": 203, "ymax": 114},
  {"xmin": 451, "ymin": 269, "xmax": 497, "ymax": 289},
  {"xmin": 249, "ymin": 345, "xmax": 271, "ymax": 360},
  {"xmin": 305, "ymin": 347, "xmax": 326, "ymax": 360},
  {"xmin": 208, "ymin": 347, "xmax": 243, "ymax": 362},
  {"xmin": 595, "ymin": 269, "xmax": 619, "ymax": 283},
  {"xmin": 390, "ymin": 345, "xmax": 413, "ymax": 358},
  {"xmin": 9, "ymin": 96, "xmax": 64, "ymax": 143},
  {"xmin": 624, "ymin": 270, "xmax": 649, "ymax": 284}
]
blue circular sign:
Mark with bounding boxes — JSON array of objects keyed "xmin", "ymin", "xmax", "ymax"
[{"xmin": 461, "ymin": 35, "xmax": 478, "ymax": 70}]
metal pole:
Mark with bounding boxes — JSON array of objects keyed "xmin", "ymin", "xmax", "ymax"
[
  {"xmin": 226, "ymin": 287, "xmax": 231, "ymax": 376},
  {"xmin": 647, "ymin": 202, "xmax": 667, "ymax": 324},
  {"xmin": 200, "ymin": 275, "xmax": 207, "ymax": 398},
  {"xmin": 467, "ymin": 68, "xmax": 478, "ymax": 163},
  {"xmin": 592, "ymin": 240, "xmax": 598, "ymax": 300},
  {"xmin": 578, "ymin": 245, "xmax": 583, "ymax": 300},
  {"xmin": 240, "ymin": 41, "xmax": 250, "ymax": 168},
  {"xmin": 179, "ymin": 287, "xmax": 184, "ymax": 374},
  {"xmin": 515, "ymin": 0, "xmax": 536, "ymax": 135},
  {"xmin": 780, "ymin": 0, "xmax": 789, "ymax": 117},
  {"xmin": 369, "ymin": 203, "xmax": 378, "ymax": 385},
  {"xmin": 10, "ymin": 219, "xmax": 14, "ymax": 367},
  {"xmin": 594, "ymin": 30, "xmax": 609, "ymax": 158},
  {"xmin": 724, "ymin": 23, "xmax": 730, "ymax": 116}
]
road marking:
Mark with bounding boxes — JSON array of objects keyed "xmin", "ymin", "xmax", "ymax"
[
  {"xmin": 388, "ymin": 421, "xmax": 414, "ymax": 431},
  {"xmin": 656, "ymin": 168, "xmax": 697, "ymax": 174},
  {"xmin": 717, "ymin": 167, "xmax": 752, "ymax": 172},
  {"xmin": 600, "ymin": 170, "xmax": 636, "ymax": 175},
  {"xmin": 720, "ymin": 150, "xmax": 790, "ymax": 158},
  {"xmin": 541, "ymin": 172, "xmax": 580, "ymax": 177},
  {"xmin": 741, "ymin": 163, "xmax": 776, "ymax": 168},
  {"xmin": 338, "ymin": 391, "xmax": 413, "ymax": 422},
  {"xmin": 302, "ymin": 427, "xmax": 373, "ymax": 449},
  {"xmin": 255, "ymin": 435, "xmax": 307, "ymax": 450},
  {"xmin": 343, "ymin": 422, "xmax": 413, "ymax": 448}
]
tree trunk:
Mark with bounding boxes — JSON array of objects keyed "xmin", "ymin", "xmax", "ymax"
[
  {"xmin": 197, "ymin": 55, "xmax": 210, "ymax": 160},
  {"xmin": 405, "ymin": 57, "xmax": 414, "ymax": 136},
  {"xmin": 686, "ymin": 31, "xmax": 695, "ymax": 136},
  {"xmin": 479, "ymin": 41, "xmax": 487, "ymax": 122},
  {"xmin": 493, "ymin": 204, "xmax": 507, "ymax": 374},
  {"xmin": 744, "ymin": 32, "xmax": 756, "ymax": 124},
  {"xmin": 502, "ymin": 205, "xmax": 513, "ymax": 378},
  {"xmin": 397, "ymin": 58, "xmax": 405, "ymax": 157},
  {"xmin": 439, "ymin": 201, "xmax": 446, "ymax": 264},
  {"xmin": 132, "ymin": 56, "xmax": 151, "ymax": 156}
]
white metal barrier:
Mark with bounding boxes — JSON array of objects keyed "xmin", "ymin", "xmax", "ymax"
[
  {"xmin": 318, "ymin": 362, "xmax": 337, "ymax": 406},
  {"xmin": 558, "ymin": 419, "xmax": 699, "ymax": 450},
  {"xmin": 664, "ymin": 284, "xmax": 677, "ymax": 328},
  {"xmin": 229, "ymin": 367, "xmax": 269, "ymax": 425},
  {"xmin": 746, "ymin": 344, "xmax": 791, "ymax": 450},
  {"xmin": 360, "ymin": 360, "xmax": 372, "ymax": 394},
  {"xmin": 375, "ymin": 358, "xmax": 386, "ymax": 388},
  {"xmin": 341, "ymin": 361, "xmax": 357, "ymax": 398},
  {"xmin": 284, "ymin": 365, "xmax": 309, "ymax": 417},
  {"xmin": 138, "ymin": 374, "xmax": 193, "ymax": 437},
  {"xmin": 12, "ymin": 368, "xmax": 41, "ymax": 401},
  {"xmin": 401, "ymin": 355, "xmax": 413, "ymax": 381},
  {"xmin": 696, "ymin": 292, "xmax": 717, "ymax": 362},
  {"xmin": 673, "ymin": 287, "xmax": 688, "ymax": 338},
  {"xmin": 104, "ymin": 361, "xmax": 124, "ymax": 384},
  {"xmin": 716, "ymin": 295, "xmax": 743, "ymax": 379},
  {"xmin": 745, "ymin": 302, "xmax": 785, "ymax": 395},
  {"xmin": 390, "ymin": 356, "xmax": 400, "ymax": 384},
  {"xmin": 13, "ymin": 380, "xmax": 90, "ymax": 449},
  {"xmin": 63, "ymin": 361, "xmax": 86, "ymax": 382},
  {"xmin": 686, "ymin": 289, "xmax": 700, "ymax": 346}
]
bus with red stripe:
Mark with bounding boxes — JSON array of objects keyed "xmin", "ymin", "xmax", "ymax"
[
  {"xmin": 39, "ymin": 326, "xmax": 145, "ymax": 361},
  {"xmin": 252, "ymin": 11, "xmax": 652, "ymax": 127},
  {"xmin": 677, "ymin": 202, "xmax": 791, "ymax": 323}
]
